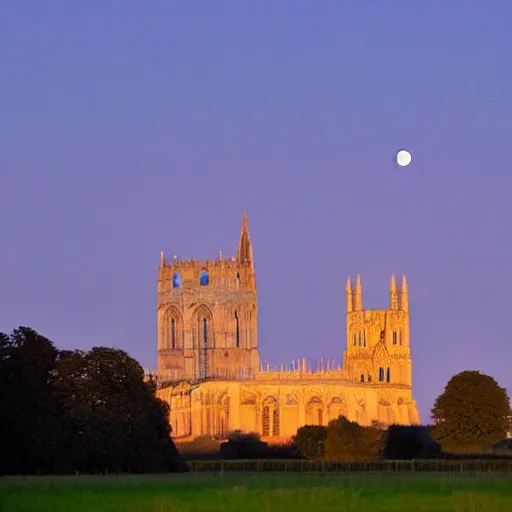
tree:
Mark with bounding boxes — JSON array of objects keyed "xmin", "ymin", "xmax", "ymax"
[
  {"xmin": 294, "ymin": 425, "xmax": 327, "ymax": 460},
  {"xmin": 324, "ymin": 416, "xmax": 385, "ymax": 462},
  {"xmin": 0, "ymin": 326, "xmax": 188, "ymax": 474},
  {"xmin": 53, "ymin": 346, "xmax": 188, "ymax": 473},
  {"xmin": 431, "ymin": 370, "xmax": 512, "ymax": 453},
  {"xmin": 0, "ymin": 327, "xmax": 62, "ymax": 474}
]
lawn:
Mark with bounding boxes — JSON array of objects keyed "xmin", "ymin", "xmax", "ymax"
[{"xmin": 1, "ymin": 473, "xmax": 512, "ymax": 511}]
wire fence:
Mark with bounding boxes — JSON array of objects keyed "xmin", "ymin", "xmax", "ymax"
[{"xmin": 188, "ymin": 459, "xmax": 512, "ymax": 474}]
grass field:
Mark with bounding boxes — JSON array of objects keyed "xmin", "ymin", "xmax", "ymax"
[{"xmin": 1, "ymin": 473, "xmax": 512, "ymax": 511}]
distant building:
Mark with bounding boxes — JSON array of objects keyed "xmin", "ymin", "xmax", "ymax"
[{"xmin": 155, "ymin": 212, "xmax": 420, "ymax": 441}]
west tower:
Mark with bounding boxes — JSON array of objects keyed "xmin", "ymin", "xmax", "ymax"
[
  {"xmin": 157, "ymin": 212, "xmax": 260, "ymax": 385},
  {"xmin": 343, "ymin": 274, "xmax": 412, "ymax": 388}
]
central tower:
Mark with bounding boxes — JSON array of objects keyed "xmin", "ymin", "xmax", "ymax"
[{"xmin": 156, "ymin": 212, "xmax": 260, "ymax": 385}]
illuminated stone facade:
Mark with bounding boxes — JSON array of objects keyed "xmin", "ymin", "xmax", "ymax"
[{"xmin": 155, "ymin": 212, "xmax": 420, "ymax": 441}]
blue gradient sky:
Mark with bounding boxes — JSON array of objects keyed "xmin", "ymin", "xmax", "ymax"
[{"xmin": 2, "ymin": 2, "xmax": 511, "ymax": 423}]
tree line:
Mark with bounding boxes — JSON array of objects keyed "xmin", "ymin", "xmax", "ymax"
[{"xmin": 0, "ymin": 326, "xmax": 188, "ymax": 475}]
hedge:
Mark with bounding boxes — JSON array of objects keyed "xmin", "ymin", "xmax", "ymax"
[{"xmin": 188, "ymin": 458, "xmax": 512, "ymax": 473}]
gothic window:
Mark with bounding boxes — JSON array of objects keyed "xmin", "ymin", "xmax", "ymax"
[
  {"xmin": 172, "ymin": 273, "xmax": 181, "ymax": 288},
  {"xmin": 399, "ymin": 330, "xmax": 403, "ymax": 345},
  {"xmin": 199, "ymin": 269, "xmax": 209, "ymax": 286},
  {"xmin": 198, "ymin": 315, "xmax": 209, "ymax": 379},
  {"xmin": 262, "ymin": 397, "xmax": 280, "ymax": 436},
  {"xmin": 368, "ymin": 374, "xmax": 372, "ymax": 382},
  {"xmin": 353, "ymin": 334, "xmax": 356, "ymax": 346},
  {"xmin": 358, "ymin": 332, "xmax": 361, "ymax": 346},
  {"xmin": 273, "ymin": 408, "xmax": 280, "ymax": 436},
  {"xmin": 234, "ymin": 310, "xmax": 240, "ymax": 348},
  {"xmin": 202, "ymin": 318, "xmax": 208, "ymax": 346},
  {"xmin": 236, "ymin": 272, "xmax": 241, "ymax": 287},
  {"xmin": 379, "ymin": 367, "xmax": 384, "ymax": 381},
  {"xmin": 170, "ymin": 318, "xmax": 176, "ymax": 349},
  {"xmin": 360, "ymin": 374, "xmax": 365, "ymax": 382},
  {"xmin": 363, "ymin": 331, "xmax": 366, "ymax": 347},
  {"xmin": 262, "ymin": 406, "xmax": 270, "ymax": 436},
  {"xmin": 386, "ymin": 367, "xmax": 391, "ymax": 382},
  {"xmin": 393, "ymin": 331, "xmax": 397, "ymax": 345}
]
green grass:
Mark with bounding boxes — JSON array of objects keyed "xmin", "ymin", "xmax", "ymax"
[{"xmin": 1, "ymin": 473, "xmax": 512, "ymax": 511}]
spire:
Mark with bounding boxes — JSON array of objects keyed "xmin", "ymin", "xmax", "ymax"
[
  {"xmin": 354, "ymin": 273, "xmax": 363, "ymax": 311},
  {"xmin": 160, "ymin": 250, "xmax": 164, "ymax": 268},
  {"xmin": 346, "ymin": 277, "xmax": 353, "ymax": 313},
  {"xmin": 390, "ymin": 274, "xmax": 398, "ymax": 310},
  {"xmin": 236, "ymin": 210, "xmax": 253, "ymax": 264},
  {"xmin": 401, "ymin": 274, "xmax": 409, "ymax": 313}
]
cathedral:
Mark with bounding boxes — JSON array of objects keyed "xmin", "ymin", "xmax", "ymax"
[{"xmin": 155, "ymin": 212, "xmax": 420, "ymax": 441}]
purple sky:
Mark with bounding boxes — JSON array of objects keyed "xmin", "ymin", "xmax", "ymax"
[{"xmin": 2, "ymin": 2, "xmax": 511, "ymax": 423}]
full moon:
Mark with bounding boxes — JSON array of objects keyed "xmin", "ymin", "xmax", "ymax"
[{"xmin": 396, "ymin": 149, "xmax": 412, "ymax": 167}]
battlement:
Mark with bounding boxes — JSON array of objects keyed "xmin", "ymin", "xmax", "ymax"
[{"xmin": 161, "ymin": 255, "xmax": 253, "ymax": 270}]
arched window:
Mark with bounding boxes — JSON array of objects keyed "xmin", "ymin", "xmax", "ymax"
[
  {"xmin": 379, "ymin": 367, "xmax": 384, "ymax": 382},
  {"xmin": 360, "ymin": 374, "xmax": 365, "ymax": 382},
  {"xmin": 262, "ymin": 406, "xmax": 270, "ymax": 436},
  {"xmin": 202, "ymin": 318, "xmax": 208, "ymax": 346},
  {"xmin": 262, "ymin": 397, "xmax": 279, "ymax": 436},
  {"xmin": 172, "ymin": 273, "xmax": 181, "ymax": 288},
  {"xmin": 386, "ymin": 367, "xmax": 391, "ymax": 382},
  {"xmin": 358, "ymin": 332, "xmax": 361, "ymax": 346},
  {"xmin": 392, "ymin": 331, "xmax": 397, "ymax": 345},
  {"xmin": 199, "ymin": 317, "xmax": 209, "ymax": 379},
  {"xmin": 353, "ymin": 334, "xmax": 356, "ymax": 346},
  {"xmin": 234, "ymin": 310, "xmax": 240, "ymax": 348},
  {"xmin": 170, "ymin": 318, "xmax": 176, "ymax": 349},
  {"xmin": 199, "ymin": 269, "xmax": 209, "ymax": 286}
]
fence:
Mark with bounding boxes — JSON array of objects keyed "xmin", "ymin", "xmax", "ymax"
[{"xmin": 188, "ymin": 459, "xmax": 512, "ymax": 474}]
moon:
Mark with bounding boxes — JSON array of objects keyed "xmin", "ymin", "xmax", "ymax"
[{"xmin": 396, "ymin": 149, "xmax": 412, "ymax": 167}]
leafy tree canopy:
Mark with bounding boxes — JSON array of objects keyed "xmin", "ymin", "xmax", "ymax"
[
  {"xmin": 294, "ymin": 425, "xmax": 327, "ymax": 460},
  {"xmin": 431, "ymin": 370, "xmax": 512, "ymax": 453},
  {"xmin": 0, "ymin": 326, "xmax": 187, "ymax": 475},
  {"xmin": 324, "ymin": 416, "xmax": 385, "ymax": 462}
]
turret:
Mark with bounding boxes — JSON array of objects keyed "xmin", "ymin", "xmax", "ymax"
[
  {"xmin": 353, "ymin": 273, "xmax": 363, "ymax": 311},
  {"xmin": 346, "ymin": 277, "xmax": 353, "ymax": 313},
  {"xmin": 390, "ymin": 274, "xmax": 398, "ymax": 310},
  {"xmin": 237, "ymin": 210, "xmax": 253, "ymax": 265},
  {"xmin": 400, "ymin": 275, "xmax": 409, "ymax": 313}
]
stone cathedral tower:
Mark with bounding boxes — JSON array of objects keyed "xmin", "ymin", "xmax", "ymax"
[
  {"xmin": 157, "ymin": 212, "xmax": 260, "ymax": 385},
  {"xmin": 343, "ymin": 274, "xmax": 412, "ymax": 388}
]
